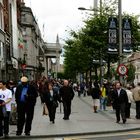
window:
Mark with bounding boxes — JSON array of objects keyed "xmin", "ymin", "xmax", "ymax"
[
  {"xmin": 0, "ymin": 2, "xmax": 4, "ymax": 30},
  {"xmin": 0, "ymin": 41, "xmax": 3, "ymax": 59}
]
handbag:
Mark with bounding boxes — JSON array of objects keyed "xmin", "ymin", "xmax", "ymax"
[
  {"xmin": 53, "ymin": 101, "xmax": 58, "ymax": 108},
  {"xmin": 42, "ymin": 104, "xmax": 49, "ymax": 116}
]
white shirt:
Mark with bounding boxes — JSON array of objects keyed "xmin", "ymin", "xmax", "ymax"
[
  {"xmin": 50, "ymin": 90, "xmax": 53, "ymax": 97},
  {"xmin": 117, "ymin": 89, "xmax": 121, "ymax": 96},
  {"xmin": 126, "ymin": 89, "xmax": 134, "ymax": 103},
  {"xmin": 0, "ymin": 89, "xmax": 12, "ymax": 111}
]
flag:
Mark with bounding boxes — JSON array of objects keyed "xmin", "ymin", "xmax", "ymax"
[{"xmin": 18, "ymin": 38, "xmax": 24, "ymax": 49}]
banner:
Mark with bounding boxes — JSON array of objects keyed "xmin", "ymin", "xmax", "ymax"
[
  {"xmin": 108, "ymin": 17, "xmax": 118, "ymax": 53},
  {"xmin": 122, "ymin": 18, "xmax": 132, "ymax": 53}
]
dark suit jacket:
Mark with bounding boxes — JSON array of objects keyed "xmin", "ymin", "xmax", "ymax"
[
  {"xmin": 15, "ymin": 84, "xmax": 38, "ymax": 106},
  {"xmin": 42, "ymin": 89, "xmax": 60, "ymax": 108},
  {"xmin": 112, "ymin": 88, "xmax": 128, "ymax": 108},
  {"xmin": 59, "ymin": 86, "xmax": 74, "ymax": 102}
]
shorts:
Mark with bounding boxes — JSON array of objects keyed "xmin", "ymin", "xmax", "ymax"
[{"xmin": 93, "ymin": 99, "xmax": 100, "ymax": 107}]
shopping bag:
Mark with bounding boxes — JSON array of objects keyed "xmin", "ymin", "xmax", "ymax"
[{"xmin": 42, "ymin": 104, "xmax": 49, "ymax": 116}]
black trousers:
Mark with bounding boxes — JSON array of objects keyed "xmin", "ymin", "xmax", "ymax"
[
  {"xmin": 135, "ymin": 101, "xmax": 140, "ymax": 119},
  {"xmin": 63, "ymin": 101, "xmax": 72, "ymax": 119},
  {"xmin": 115, "ymin": 103, "xmax": 126, "ymax": 122},
  {"xmin": 0, "ymin": 111, "xmax": 10, "ymax": 135},
  {"xmin": 125, "ymin": 103, "xmax": 131, "ymax": 118},
  {"xmin": 17, "ymin": 104, "xmax": 35, "ymax": 134},
  {"xmin": 47, "ymin": 104, "xmax": 56, "ymax": 122}
]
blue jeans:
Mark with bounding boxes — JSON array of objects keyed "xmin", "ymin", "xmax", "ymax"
[
  {"xmin": 100, "ymin": 97, "xmax": 107, "ymax": 110},
  {"xmin": 0, "ymin": 111, "xmax": 10, "ymax": 135}
]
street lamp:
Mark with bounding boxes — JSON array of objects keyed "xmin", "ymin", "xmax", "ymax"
[
  {"xmin": 78, "ymin": 0, "xmax": 104, "ymax": 86},
  {"xmin": 118, "ymin": 0, "xmax": 123, "ymax": 83},
  {"xmin": 78, "ymin": 7, "xmax": 98, "ymax": 12}
]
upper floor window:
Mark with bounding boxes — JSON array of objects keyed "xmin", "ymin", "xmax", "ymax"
[
  {"xmin": 0, "ymin": 2, "xmax": 4, "ymax": 30},
  {"xmin": 0, "ymin": 41, "xmax": 4, "ymax": 58}
]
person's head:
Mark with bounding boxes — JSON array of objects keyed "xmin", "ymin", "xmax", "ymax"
[
  {"xmin": 0, "ymin": 81, "xmax": 7, "ymax": 89},
  {"xmin": 64, "ymin": 80, "xmax": 69, "ymax": 86},
  {"xmin": 115, "ymin": 82, "xmax": 122, "ymax": 90},
  {"xmin": 9, "ymin": 80, "xmax": 14, "ymax": 87},
  {"xmin": 126, "ymin": 84, "xmax": 131, "ymax": 90},
  {"xmin": 94, "ymin": 82, "xmax": 99, "ymax": 88},
  {"xmin": 48, "ymin": 82, "xmax": 53, "ymax": 90},
  {"xmin": 21, "ymin": 76, "xmax": 28, "ymax": 85}
]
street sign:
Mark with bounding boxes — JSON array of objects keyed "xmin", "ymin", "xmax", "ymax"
[{"xmin": 117, "ymin": 64, "xmax": 128, "ymax": 76}]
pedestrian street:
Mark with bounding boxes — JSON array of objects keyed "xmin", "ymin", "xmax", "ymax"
[{"xmin": 9, "ymin": 95, "xmax": 140, "ymax": 138}]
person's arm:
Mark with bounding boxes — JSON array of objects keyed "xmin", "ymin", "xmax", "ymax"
[
  {"xmin": 2, "ymin": 90, "xmax": 12, "ymax": 106},
  {"xmin": 2, "ymin": 98, "xmax": 12, "ymax": 106}
]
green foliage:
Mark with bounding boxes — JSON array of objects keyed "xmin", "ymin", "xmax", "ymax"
[
  {"xmin": 57, "ymin": 72, "xmax": 65, "ymax": 79},
  {"xmin": 63, "ymin": 0, "xmax": 140, "ymax": 80},
  {"xmin": 127, "ymin": 63, "xmax": 136, "ymax": 82}
]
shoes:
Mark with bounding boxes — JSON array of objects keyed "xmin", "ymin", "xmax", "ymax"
[
  {"xmin": 123, "ymin": 119, "xmax": 126, "ymax": 124},
  {"xmin": 116, "ymin": 120, "xmax": 120, "ymax": 123},
  {"xmin": 16, "ymin": 132, "xmax": 22, "ymax": 136},
  {"xmin": 0, "ymin": 134, "xmax": 3, "ymax": 138},
  {"xmin": 135, "ymin": 116, "xmax": 140, "ymax": 119},
  {"xmin": 4, "ymin": 134, "xmax": 9, "ymax": 138},
  {"xmin": 52, "ymin": 120, "xmax": 55, "ymax": 124},
  {"xmin": 63, "ymin": 117, "xmax": 69, "ymax": 120},
  {"xmin": 25, "ymin": 132, "xmax": 30, "ymax": 136}
]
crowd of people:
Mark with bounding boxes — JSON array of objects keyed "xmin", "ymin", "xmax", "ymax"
[
  {"xmin": 90, "ymin": 81, "xmax": 138, "ymax": 124},
  {"xmin": 0, "ymin": 76, "xmax": 140, "ymax": 138},
  {"xmin": 0, "ymin": 76, "xmax": 75, "ymax": 138}
]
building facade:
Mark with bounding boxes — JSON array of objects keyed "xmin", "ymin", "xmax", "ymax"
[
  {"xmin": 0, "ymin": 0, "xmax": 5, "ymax": 80},
  {"xmin": 0, "ymin": 0, "xmax": 62, "ymax": 81},
  {"xmin": 18, "ymin": 1, "xmax": 44, "ymax": 80}
]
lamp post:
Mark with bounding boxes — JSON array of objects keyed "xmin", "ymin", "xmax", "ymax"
[
  {"xmin": 118, "ymin": 0, "xmax": 123, "ymax": 83},
  {"xmin": 78, "ymin": 0, "xmax": 104, "ymax": 86},
  {"xmin": 99, "ymin": 0, "xmax": 103, "ymax": 86}
]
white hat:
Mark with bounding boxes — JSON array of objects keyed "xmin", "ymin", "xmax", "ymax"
[{"xmin": 21, "ymin": 76, "xmax": 28, "ymax": 82}]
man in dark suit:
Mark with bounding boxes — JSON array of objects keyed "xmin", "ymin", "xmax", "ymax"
[
  {"xmin": 112, "ymin": 82, "xmax": 128, "ymax": 124},
  {"xmin": 59, "ymin": 80, "xmax": 74, "ymax": 120},
  {"xmin": 15, "ymin": 76, "xmax": 38, "ymax": 136}
]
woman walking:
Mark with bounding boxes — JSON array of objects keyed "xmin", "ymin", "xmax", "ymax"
[{"xmin": 42, "ymin": 82, "xmax": 60, "ymax": 123}]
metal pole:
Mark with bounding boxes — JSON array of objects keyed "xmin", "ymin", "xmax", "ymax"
[
  {"xmin": 99, "ymin": 0, "xmax": 103, "ymax": 87},
  {"xmin": 94, "ymin": 0, "xmax": 98, "ymax": 15},
  {"xmin": 118, "ymin": 0, "xmax": 123, "ymax": 83}
]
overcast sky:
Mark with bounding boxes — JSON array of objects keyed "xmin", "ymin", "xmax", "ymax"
[{"xmin": 24, "ymin": 0, "xmax": 140, "ymax": 44}]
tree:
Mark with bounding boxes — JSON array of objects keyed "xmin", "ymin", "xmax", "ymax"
[
  {"xmin": 63, "ymin": 0, "xmax": 140, "ymax": 81},
  {"xmin": 127, "ymin": 63, "xmax": 136, "ymax": 83}
]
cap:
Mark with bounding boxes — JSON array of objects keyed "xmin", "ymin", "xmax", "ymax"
[{"xmin": 21, "ymin": 76, "xmax": 28, "ymax": 83}]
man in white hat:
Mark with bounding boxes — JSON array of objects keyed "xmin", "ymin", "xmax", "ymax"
[{"xmin": 15, "ymin": 76, "xmax": 38, "ymax": 136}]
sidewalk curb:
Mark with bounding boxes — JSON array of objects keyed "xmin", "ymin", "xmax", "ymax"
[{"xmin": 8, "ymin": 127, "xmax": 140, "ymax": 139}]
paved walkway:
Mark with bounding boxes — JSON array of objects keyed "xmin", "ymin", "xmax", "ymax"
[{"xmin": 9, "ymin": 94, "xmax": 140, "ymax": 138}]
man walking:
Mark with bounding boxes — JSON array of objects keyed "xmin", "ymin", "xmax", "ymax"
[
  {"xmin": 59, "ymin": 80, "xmax": 74, "ymax": 120},
  {"xmin": 132, "ymin": 82, "xmax": 140, "ymax": 119},
  {"xmin": 15, "ymin": 76, "xmax": 38, "ymax": 136},
  {"xmin": 112, "ymin": 82, "xmax": 128, "ymax": 124},
  {"xmin": 0, "ymin": 81, "xmax": 12, "ymax": 138}
]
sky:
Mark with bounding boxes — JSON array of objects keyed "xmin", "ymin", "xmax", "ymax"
[{"xmin": 24, "ymin": 0, "xmax": 140, "ymax": 44}]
